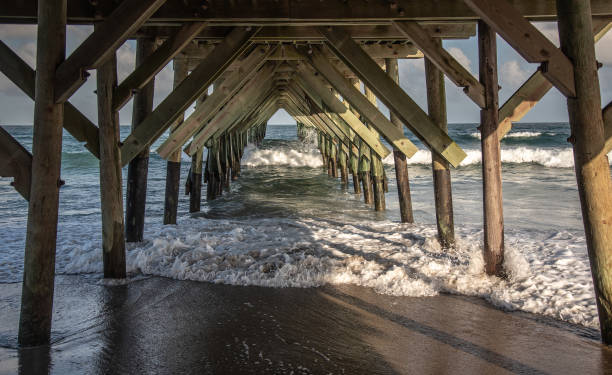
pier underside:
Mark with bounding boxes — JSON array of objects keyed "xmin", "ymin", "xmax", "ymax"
[{"xmin": 1, "ymin": 0, "xmax": 612, "ymax": 355}]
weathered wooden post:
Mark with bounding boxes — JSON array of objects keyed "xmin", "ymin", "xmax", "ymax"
[
  {"xmin": 364, "ymin": 86, "xmax": 386, "ymax": 211},
  {"xmin": 424, "ymin": 48, "xmax": 455, "ymax": 247},
  {"xmin": 350, "ymin": 143, "xmax": 361, "ymax": 194},
  {"xmin": 126, "ymin": 37, "xmax": 156, "ymax": 242},
  {"xmin": 339, "ymin": 148, "xmax": 349, "ymax": 187},
  {"xmin": 478, "ymin": 21, "xmax": 504, "ymax": 276},
  {"xmin": 187, "ymin": 94, "xmax": 207, "ymax": 213},
  {"xmin": 18, "ymin": 0, "xmax": 66, "ymax": 347},
  {"xmin": 164, "ymin": 59, "xmax": 188, "ymax": 225},
  {"xmin": 359, "ymin": 141, "xmax": 374, "ymax": 205},
  {"xmin": 557, "ymin": 0, "xmax": 612, "ymax": 344},
  {"xmin": 385, "ymin": 59, "xmax": 414, "ymax": 222},
  {"xmin": 97, "ymin": 51, "xmax": 126, "ymax": 279}
]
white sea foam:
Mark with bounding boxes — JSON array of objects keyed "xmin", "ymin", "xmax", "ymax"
[
  {"xmin": 242, "ymin": 144, "xmax": 323, "ymax": 168},
  {"xmin": 380, "ymin": 147, "xmax": 611, "ymax": 168},
  {"xmin": 470, "ymin": 131, "xmax": 545, "ymax": 139},
  {"xmin": 60, "ymin": 217, "xmax": 598, "ymax": 329}
]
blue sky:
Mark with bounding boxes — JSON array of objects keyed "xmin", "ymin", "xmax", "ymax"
[{"xmin": 0, "ymin": 23, "xmax": 611, "ymax": 126}]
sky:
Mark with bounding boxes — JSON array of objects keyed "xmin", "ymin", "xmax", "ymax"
[{"xmin": 0, "ymin": 22, "xmax": 611, "ymax": 127}]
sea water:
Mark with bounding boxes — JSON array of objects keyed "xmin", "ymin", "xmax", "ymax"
[{"xmin": 0, "ymin": 123, "xmax": 605, "ymax": 329}]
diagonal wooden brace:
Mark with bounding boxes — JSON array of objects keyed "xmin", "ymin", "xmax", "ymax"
[
  {"xmin": 0, "ymin": 41, "xmax": 100, "ymax": 158},
  {"xmin": 120, "ymin": 26, "xmax": 260, "ymax": 166},
  {"xmin": 311, "ymin": 30, "xmax": 467, "ymax": 167},
  {"xmin": 393, "ymin": 20, "xmax": 486, "ymax": 108},
  {"xmin": 54, "ymin": 0, "xmax": 167, "ymax": 103},
  {"xmin": 0, "ymin": 126, "xmax": 32, "ymax": 200},
  {"xmin": 463, "ymin": 0, "xmax": 576, "ymax": 97},
  {"xmin": 113, "ymin": 22, "xmax": 208, "ymax": 111}
]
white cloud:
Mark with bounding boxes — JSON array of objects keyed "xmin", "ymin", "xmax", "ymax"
[
  {"xmin": 116, "ymin": 42, "xmax": 136, "ymax": 82},
  {"xmin": 532, "ymin": 22, "xmax": 560, "ymax": 47},
  {"xmin": 500, "ymin": 60, "xmax": 529, "ymax": 88},
  {"xmin": 596, "ymin": 30, "xmax": 612, "ymax": 66},
  {"xmin": 448, "ymin": 47, "xmax": 472, "ymax": 72}
]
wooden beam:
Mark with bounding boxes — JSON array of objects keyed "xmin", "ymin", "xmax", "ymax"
[
  {"xmin": 317, "ymin": 28, "xmax": 467, "ymax": 167},
  {"xmin": 0, "ymin": 126, "xmax": 32, "ymax": 200},
  {"xmin": 113, "ymin": 22, "xmax": 207, "ymax": 111},
  {"xmin": 463, "ymin": 0, "xmax": 575, "ymax": 97},
  {"xmin": 294, "ymin": 67, "xmax": 394, "ymax": 159},
  {"xmin": 125, "ymin": 37, "xmax": 156, "ymax": 243},
  {"xmin": 96, "ymin": 51, "xmax": 126, "ymax": 278},
  {"xmin": 393, "ymin": 21, "xmax": 485, "ymax": 108},
  {"xmin": 0, "ymin": 41, "xmax": 100, "ymax": 158},
  {"xmin": 18, "ymin": 0, "xmax": 65, "ymax": 347},
  {"xmin": 605, "ymin": 102, "xmax": 612, "ymax": 154},
  {"xmin": 498, "ymin": 17, "xmax": 612, "ymax": 140},
  {"xmin": 557, "ymin": 0, "xmax": 612, "ymax": 344},
  {"xmin": 121, "ymin": 27, "xmax": 259, "ymax": 166},
  {"xmin": 156, "ymin": 45, "xmax": 277, "ymax": 158},
  {"xmin": 54, "ymin": 0, "xmax": 167, "ymax": 103},
  {"xmin": 478, "ymin": 21, "xmax": 504, "ymax": 277},
  {"xmin": 265, "ymin": 42, "xmax": 422, "ymax": 60},
  {"xmin": 386, "ymin": 58, "xmax": 414, "ymax": 223},
  {"xmin": 3, "ymin": 0, "xmax": 612, "ymax": 24},
  {"xmin": 186, "ymin": 68, "xmax": 276, "ymax": 155},
  {"xmin": 140, "ymin": 23, "xmax": 476, "ymax": 42}
]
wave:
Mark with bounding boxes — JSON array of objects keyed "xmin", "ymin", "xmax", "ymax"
[
  {"xmin": 242, "ymin": 144, "xmax": 323, "ymax": 168},
  {"xmin": 380, "ymin": 147, "xmax": 582, "ymax": 168},
  {"xmin": 240, "ymin": 144, "xmax": 594, "ymax": 169},
  {"xmin": 55, "ymin": 217, "xmax": 597, "ymax": 329},
  {"xmin": 469, "ymin": 131, "xmax": 550, "ymax": 139}
]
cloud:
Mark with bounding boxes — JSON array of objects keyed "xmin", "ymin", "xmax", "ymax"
[
  {"xmin": 0, "ymin": 24, "xmax": 36, "ymax": 39},
  {"xmin": 448, "ymin": 47, "xmax": 472, "ymax": 72},
  {"xmin": 500, "ymin": 60, "xmax": 529, "ymax": 88},
  {"xmin": 596, "ymin": 31, "xmax": 612, "ymax": 66},
  {"xmin": 116, "ymin": 41, "xmax": 136, "ymax": 82},
  {"xmin": 532, "ymin": 22, "xmax": 560, "ymax": 47}
]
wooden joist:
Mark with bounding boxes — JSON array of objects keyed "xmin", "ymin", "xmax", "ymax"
[
  {"xmin": 463, "ymin": 0, "xmax": 575, "ymax": 97},
  {"xmin": 498, "ymin": 18, "xmax": 612, "ymax": 140},
  {"xmin": 3, "ymin": 0, "xmax": 612, "ymax": 24},
  {"xmin": 0, "ymin": 41, "xmax": 101, "ymax": 158},
  {"xmin": 317, "ymin": 28, "xmax": 467, "ymax": 167},
  {"xmin": 0, "ymin": 127, "xmax": 32, "ymax": 200},
  {"xmin": 54, "ymin": 0, "xmax": 167, "ymax": 103},
  {"xmin": 121, "ymin": 27, "xmax": 259, "ymax": 166},
  {"xmin": 113, "ymin": 22, "xmax": 208, "ymax": 111},
  {"xmin": 156, "ymin": 45, "xmax": 277, "ymax": 159},
  {"xmin": 141, "ymin": 23, "xmax": 476, "ymax": 42},
  {"xmin": 393, "ymin": 20, "xmax": 485, "ymax": 108}
]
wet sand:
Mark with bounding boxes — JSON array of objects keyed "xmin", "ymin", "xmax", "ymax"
[{"xmin": 0, "ymin": 275, "xmax": 611, "ymax": 374}]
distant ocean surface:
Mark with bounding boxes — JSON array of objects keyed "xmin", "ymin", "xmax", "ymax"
[{"xmin": 0, "ymin": 123, "xmax": 606, "ymax": 330}]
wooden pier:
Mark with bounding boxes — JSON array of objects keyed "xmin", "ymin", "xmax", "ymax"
[{"xmin": 0, "ymin": 0, "xmax": 611, "ymax": 348}]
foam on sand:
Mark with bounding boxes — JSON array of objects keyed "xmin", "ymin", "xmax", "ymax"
[{"xmin": 60, "ymin": 216, "xmax": 598, "ymax": 329}]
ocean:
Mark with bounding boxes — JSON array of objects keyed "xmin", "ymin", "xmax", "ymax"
[{"xmin": 0, "ymin": 122, "xmax": 604, "ymax": 330}]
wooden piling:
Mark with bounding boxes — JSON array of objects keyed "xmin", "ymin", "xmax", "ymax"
[
  {"xmin": 97, "ymin": 50, "xmax": 126, "ymax": 279},
  {"xmin": 18, "ymin": 0, "xmax": 66, "ymax": 347},
  {"xmin": 164, "ymin": 59, "xmax": 188, "ymax": 225},
  {"xmin": 350, "ymin": 145, "xmax": 361, "ymax": 194},
  {"xmin": 359, "ymin": 142, "xmax": 374, "ymax": 205},
  {"xmin": 425, "ymin": 47, "xmax": 455, "ymax": 247},
  {"xmin": 126, "ymin": 37, "xmax": 155, "ymax": 242},
  {"xmin": 189, "ymin": 149, "xmax": 203, "ymax": 213},
  {"xmin": 339, "ymin": 148, "xmax": 349, "ymax": 187},
  {"xmin": 556, "ymin": 0, "xmax": 612, "ymax": 344},
  {"xmin": 385, "ymin": 59, "xmax": 414, "ymax": 222},
  {"xmin": 364, "ymin": 86, "xmax": 386, "ymax": 211},
  {"xmin": 478, "ymin": 21, "xmax": 504, "ymax": 276}
]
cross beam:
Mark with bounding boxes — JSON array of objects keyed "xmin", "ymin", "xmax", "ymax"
[
  {"xmin": 54, "ymin": 0, "xmax": 167, "ymax": 103},
  {"xmin": 121, "ymin": 26, "xmax": 259, "ymax": 166},
  {"xmin": 0, "ymin": 41, "xmax": 100, "ymax": 158},
  {"xmin": 0, "ymin": 127, "xmax": 32, "ymax": 200}
]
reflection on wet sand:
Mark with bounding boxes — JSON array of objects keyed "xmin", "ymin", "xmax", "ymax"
[{"xmin": 0, "ymin": 276, "xmax": 611, "ymax": 374}]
